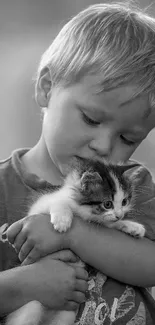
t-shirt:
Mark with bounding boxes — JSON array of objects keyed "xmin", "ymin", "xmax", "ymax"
[
  {"xmin": 0, "ymin": 148, "xmax": 57, "ymax": 271},
  {"xmin": 1, "ymin": 148, "xmax": 155, "ymax": 324}
]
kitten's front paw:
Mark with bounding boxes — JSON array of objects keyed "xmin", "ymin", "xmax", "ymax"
[
  {"xmin": 120, "ymin": 222, "xmax": 145, "ymax": 238},
  {"xmin": 50, "ymin": 209, "xmax": 72, "ymax": 233}
]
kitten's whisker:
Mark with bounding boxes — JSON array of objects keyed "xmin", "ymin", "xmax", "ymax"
[
  {"xmin": 133, "ymin": 188, "xmax": 151, "ymax": 196},
  {"xmin": 134, "ymin": 185, "xmax": 153, "ymax": 192}
]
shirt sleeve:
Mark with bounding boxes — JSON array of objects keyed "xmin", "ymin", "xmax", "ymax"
[{"xmin": 128, "ymin": 166, "xmax": 155, "ymax": 241}]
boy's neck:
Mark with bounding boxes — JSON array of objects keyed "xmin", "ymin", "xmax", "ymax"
[{"xmin": 21, "ymin": 137, "xmax": 63, "ymax": 186}]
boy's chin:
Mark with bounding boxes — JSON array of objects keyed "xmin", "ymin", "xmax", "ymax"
[{"xmin": 60, "ymin": 156, "xmax": 82, "ymax": 176}]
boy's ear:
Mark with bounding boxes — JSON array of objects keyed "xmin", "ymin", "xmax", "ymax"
[{"xmin": 35, "ymin": 67, "xmax": 52, "ymax": 107}]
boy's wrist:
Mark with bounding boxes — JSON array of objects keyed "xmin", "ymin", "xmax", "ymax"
[
  {"xmin": 0, "ymin": 266, "xmax": 32, "ymax": 315},
  {"xmin": 63, "ymin": 216, "xmax": 84, "ymax": 252},
  {"xmin": 61, "ymin": 229, "xmax": 71, "ymax": 250}
]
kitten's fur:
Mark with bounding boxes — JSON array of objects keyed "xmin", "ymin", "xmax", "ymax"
[
  {"xmin": 28, "ymin": 159, "xmax": 145, "ymax": 237},
  {"xmin": 5, "ymin": 159, "xmax": 146, "ymax": 325}
]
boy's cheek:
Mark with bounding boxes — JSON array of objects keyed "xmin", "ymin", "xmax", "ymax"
[{"xmin": 110, "ymin": 148, "xmax": 134, "ymax": 163}]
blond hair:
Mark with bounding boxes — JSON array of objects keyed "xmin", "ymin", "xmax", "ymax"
[{"xmin": 37, "ymin": 2, "xmax": 155, "ymax": 109}]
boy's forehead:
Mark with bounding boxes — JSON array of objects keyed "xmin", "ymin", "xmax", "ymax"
[
  {"xmin": 74, "ymin": 75, "xmax": 150, "ymax": 116},
  {"xmin": 71, "ymin": 75, "xmax": 155, "ymax": 132},
  {"xmin": 79, "ymin": 75, "xmax": 141, "ymax": 99}
]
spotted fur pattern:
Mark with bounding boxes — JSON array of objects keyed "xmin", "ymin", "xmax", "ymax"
[{"xmin": 29, "ymin": 158, "xmax": 145, "ymax": 237}]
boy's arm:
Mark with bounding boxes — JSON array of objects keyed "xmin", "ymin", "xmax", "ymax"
[
  {"xmin": 68, "ymin": 215, "xmax": 155, "ymax": 287},
  {"xmin": 8, "ymin": 217, "xmax": 155, "ymax": 287},
  {"xmin": 0, "ymin": 255, "xmax": 88, "ymax": 317},
  {"xmin": 11, "ymin": 213, "xmax": 155, "ymax": 287},
  {"xmin": 0, "ymin": 266, "xmax": 32, "ymax": 316}
]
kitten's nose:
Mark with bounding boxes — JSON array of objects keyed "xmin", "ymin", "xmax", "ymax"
[{"xmin": 116, "ymin": 211, "xmax": 123, "ymax": 220}]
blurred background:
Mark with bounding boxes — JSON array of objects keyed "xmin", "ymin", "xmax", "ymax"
[
  {"xmin": 0, "ymin": 0, "xmax": 155, "ymax": 169},
  {"xmin": 0, "ymin": 0, "xmax": 155, "ymax": 296}
]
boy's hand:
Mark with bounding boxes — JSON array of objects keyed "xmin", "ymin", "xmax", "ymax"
[
  {"xmin": 20, "ymin": 255, "xmax": 88, "ymax": 310},
  {"xmin": 7, "ymin": 214, "xmax": 67, "ymax": 264},
  {"xmin": 49, "ymin": 249, "xmax": 80, "ymax": 264}
]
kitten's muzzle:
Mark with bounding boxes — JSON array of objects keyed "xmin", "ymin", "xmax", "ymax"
[{"xmin": 115, "ymin": 211, "xmax": 124, "ymax": 220}]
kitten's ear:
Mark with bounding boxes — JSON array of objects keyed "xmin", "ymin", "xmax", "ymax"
[
  {"xmin": 80, "ymin": 171, "xmax": 102, "ymax": 193},
  {"xmin": 129, "ymin": 166, "xmax": 152, "ymax": 185},
  {"xmin": 117, "ymin": 163, "xmax": 141, "ymax": 174}
]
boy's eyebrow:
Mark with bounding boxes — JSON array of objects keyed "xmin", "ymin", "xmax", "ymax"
[
  {"xmin": 119, "ymin": 96, "xmax": 151, "ymax": 119},
  {"xmin": 77, "ymin": 103, "xmax": 111, "ymax": 117},
  {"xmin": 126, "ymin": 128, "xmax": 146, "ymax": 137},
  {"xmin": 119, "ymin": 97, "xmax": 138, "ymax": 107}
]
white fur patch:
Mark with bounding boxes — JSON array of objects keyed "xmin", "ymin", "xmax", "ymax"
[
  {"xmin": 28, "ymin": 172, "xmax": 89, "ymax": 232},
  {"xmin": 28, "ymin": 174, "xmax": 79, "ymax": 217},
  {"xmin": 113, "ymin": 220, "xmax": 146, "ymax": 238},
  {"xmin": 110, "ymin": 172, "xmax": 130, "ymax": 218},
  {"xmin": 64, "ymin": 170, "xmax": 81, "ymax": 191},
  {"xmin": 50, "ymin": 205, "xmax": 73, "ymax": 232}
]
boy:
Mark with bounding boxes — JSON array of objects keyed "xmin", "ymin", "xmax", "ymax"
[{"xmin": 1, "ymin": 2, "xmax": 155, "ymax": 324}]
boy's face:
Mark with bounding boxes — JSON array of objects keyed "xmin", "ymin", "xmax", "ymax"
[{"xmin": 40, "ymin": 75, "xmax": 155, "ymax": 179}]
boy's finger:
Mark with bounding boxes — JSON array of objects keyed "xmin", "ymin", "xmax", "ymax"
[
  {"xmin": 18, "ymin": 241, "xmax": 34, "ymax": 262},
  {"xmin": 72, "ymin": 291, "xmax": 86, "ymax": 304},
  {"xmin": 51, "ymin": 250, "xmax": 78, "ymax": 263},
  {"xmin": 0, "ymin": 223, "xmax": 9, "ymax": 242},
  {"xmin": 7, "ymin": 222, "xmax": 23, "ymax": 245},
  {"xmin": 13, "ymin": 231, "xmax": 27, "ymax": 253},
  {"xmin": 75, "ymin": 279, "xmax": 88, "ymax": 293},
  {"xmin": 62, "ymin": 250, "xmax": 79, "ymax": 263},
  {"xmin": 73, "ymin": 266, "xmax": 88, "ymax": 281},
  {"xmin": 21, "ymin": 247, "xmax": 41, "ymax": 266},
  {"xmin": 7, "ymin": 220, "xmax": 23, "ymax": 244},
  {"xmin": 64, "ymin": 301, "xmax": 79, "ymax": 311}
]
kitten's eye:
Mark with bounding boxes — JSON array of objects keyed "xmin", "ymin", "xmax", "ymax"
[
  {"xmin": 82, "ymin": 112, "xmax": 100, "ymax": 126},
  {"xmin": 103, "ymin": 200, "xmax": 113, "ymax": 209},
  {"xmin": 122, "ymin": 198, "xmax": 128, "ymax": 206}
]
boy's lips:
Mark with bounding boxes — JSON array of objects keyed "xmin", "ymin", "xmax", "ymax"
[{"xmin": 76, "ymin": 155, "xmax": 105, "ymax": 163}]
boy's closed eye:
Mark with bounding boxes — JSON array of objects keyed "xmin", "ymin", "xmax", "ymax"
[
  {"xmin": 120, "ymin": 135, "xmax": 137, "ymax": 146},
  {"xmin": 81, "ymin": 111, "xmax": 101, "ymax": 126},
  {"xmin": 120, "ymin": 134, "xmax": 145, "ymax": 147},
  {"xmin": 81, "ymin": 111, "xmax": 141, "ymax": 147}
]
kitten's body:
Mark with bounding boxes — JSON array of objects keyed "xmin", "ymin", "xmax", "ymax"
[
  {"xmin": 29, "ymin": 159, "xmax": 145, "ymax": 237},
  {"xmin": 4, "ymin": 159, "xmax": 146, "ymax": 325}
]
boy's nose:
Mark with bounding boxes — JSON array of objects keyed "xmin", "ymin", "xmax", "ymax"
[{"xmin": 89, "ymin": 129, "xmax": 114, "ymax": 158}]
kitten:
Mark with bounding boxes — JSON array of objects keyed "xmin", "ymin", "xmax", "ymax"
[
  {"xmin": 28, "ymin": 158, "xmax": 145, "ymax": 237},
  {"xmin": 2, "ymin": 158, "xmax": 146, "ymax": 325}
]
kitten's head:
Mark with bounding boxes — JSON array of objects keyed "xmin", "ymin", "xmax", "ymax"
[{"xmin": 76, "ymin": 160, "xmax": 140, "ymax": 224}]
